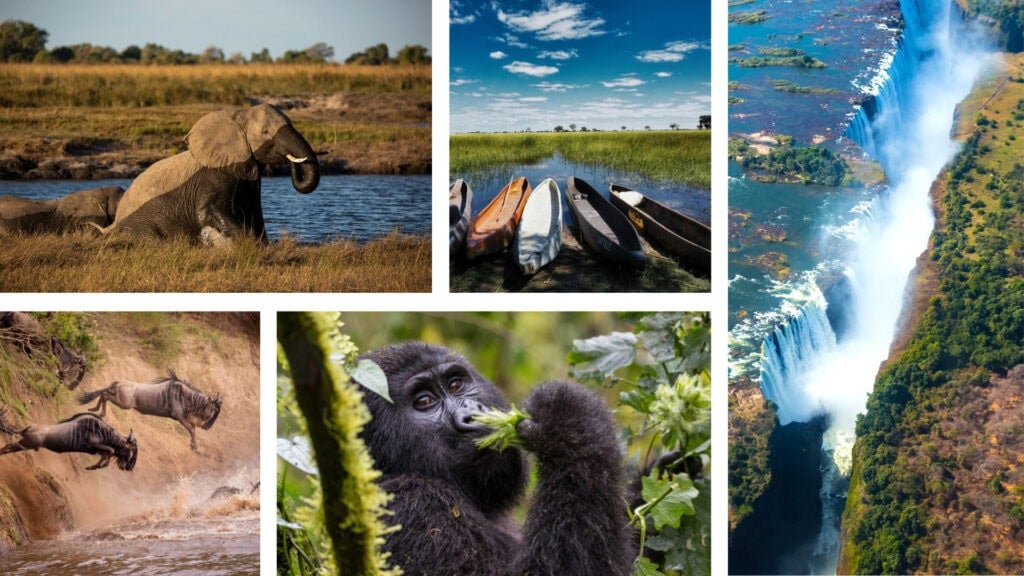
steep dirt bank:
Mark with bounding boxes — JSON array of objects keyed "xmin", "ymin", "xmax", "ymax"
[{"xmin": 0, "ymin": 313, "xmax": 259, "ymax": 554}]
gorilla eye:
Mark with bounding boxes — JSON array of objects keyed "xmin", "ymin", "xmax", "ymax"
[
  {"xmin": 413, "ymin": 393, "xmax": 437, "ymax": 411},
  {"xmin": 447, "ymin": 376, "xmax": 465, "ymax": 393}
]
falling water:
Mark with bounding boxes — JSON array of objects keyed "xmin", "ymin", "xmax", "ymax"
[{"xmin": 754, "ymin": 0, "xmax": 992, "ymax": 572}]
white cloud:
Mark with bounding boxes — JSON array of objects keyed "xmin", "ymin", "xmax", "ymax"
[
  {"xmin": 520, "ymin": 96, "xmax": 548, "ymax": 102},
  {"xmin": 601, "ymin": 76, "xmax": 646, "ymax": 88},
  {"xmin": 531, "ymin": 81, "xmax": 587, "ymax": 92},
  {"xmin": 537, "ymin": 49, "xmax": 578, "ymax": 60},
  {"xmin": 450, "ymin": 2, "xmax": 477, "ymax": 25},
  {"xmin": 497, "ymin": 2, "xmax": 606, "ymax": 41},
  {"xmin": 636, "ymin": 40, "xmax": 703, "ymax": 63},
  {"xmin": 496, "ymin": 33, "xmax": 529, "ymax": 49},
  {"xmin": 655, "ymin": 72, "xmax": 673, "ymax": 78},
  {"xmin": 490, "ymin": 51, "xmax": 508, "ymax": 60},
  {"xmin": 503, "ymin": 61, "xmax": 559, "ymax": 77},
  {"xmin": 451, "ymin": 79, "xmax": 477, "ymax": 87}
]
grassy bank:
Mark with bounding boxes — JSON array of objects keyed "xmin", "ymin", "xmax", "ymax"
[
  {"xmin": 0, "ymin": 232, "xmax": 430, "ymax": 292},
  {"xmin": 0, "ymin": 64, "xmax": 431, "ymax": 177},
  {"xmin": 450, "ymin": 130, "xmax": 711, "ymax": 189},
  {"xmin": 839, "ymin": 53, "xmax": 1024, "ymax": 575}
]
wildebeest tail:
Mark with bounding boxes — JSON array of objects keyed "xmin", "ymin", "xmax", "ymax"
[{"xmin": 77, "ymin": 382, "xmax": 114, "ymax": 405}]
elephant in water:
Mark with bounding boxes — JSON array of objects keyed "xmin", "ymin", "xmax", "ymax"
[
  {"xmin": 0, "ymin": 186, "xmax": 123, "ymax": 235},
  {"xmin": 98, "ymin": 103, "xmax": 320, "ymax": 244}
]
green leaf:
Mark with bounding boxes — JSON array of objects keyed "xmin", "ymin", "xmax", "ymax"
[
  {"xmin": 633, "ymin": 555, "xmax": 666, "ymax": 576},
  {"xmin": 568, "ymin": 332, "xmax": 638, "ymax": 383},
  {"xmin": 474, "ymin": 404, "xmax": 530, "ymax": 453},
  {"xmin": 347, "ymin": 358, "xmax": 392, "ymax": 403},
  {"xmin": 619, "ymin": 388, "xmax": 655, "ymax": 413},
  {"xmin": 637, "ymin": 312, "xmax": 683, "ymax": 362},
  {"xmin": 641, "ymin": 474, "xmax": 698, "ymax": 530},
  {"xmin": 277, "ymin": 436, "xmax": 318, "ymax": 475},
  {"xmin": 665, "ymin": 479, "xmax": 711, "ymax": 575}
]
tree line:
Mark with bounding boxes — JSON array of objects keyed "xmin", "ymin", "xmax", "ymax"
[{"xmin": 0, "ymin": 20, "xmax": 429, "ymax": 65}]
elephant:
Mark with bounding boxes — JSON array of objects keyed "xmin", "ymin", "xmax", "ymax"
[
  {"xmin": 0, "ymin": 186, "xmax": 123, "ymax": 235},
  {"xmin": 97, "ymin": 103, "xmax": 320, "ymax": 244}
]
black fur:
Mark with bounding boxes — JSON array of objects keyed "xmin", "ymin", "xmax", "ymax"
[{"xmin": 360, "ymin": 342, "xmax": 633, "ymax": 576}]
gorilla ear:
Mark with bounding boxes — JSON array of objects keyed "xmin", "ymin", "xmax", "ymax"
[{"xmin": 186, "ymin": 110, "xmax": 259, "ymax": 181}]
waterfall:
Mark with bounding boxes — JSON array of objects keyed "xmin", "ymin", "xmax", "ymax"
[{"xmin": 755, "ymin": 0, "xmax": 991, "ymax": 572}]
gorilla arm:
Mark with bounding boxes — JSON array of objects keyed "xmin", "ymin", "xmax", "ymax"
[{"xmin": 512, "ymin": 380, "xmax": 634, "ymax": 576}]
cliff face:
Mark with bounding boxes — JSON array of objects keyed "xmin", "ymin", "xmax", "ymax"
[
  {"xmin": 0, "ymin": 313, "xmax": 259, "ymax": 553},
  {"xmin": 839, "ymin": 53, "xmax": 1024, "ymax": 574},
  {"xmin": 958, "ymin": 0, "xmax": 1024, "ymax": 52}
]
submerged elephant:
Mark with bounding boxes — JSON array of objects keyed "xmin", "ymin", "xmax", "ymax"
[
  {"xmin": 98, "ymin": 103, "xmax": 320, "ymax": 244},
  {"xmin": 0, "ymin": 186, "xmax": 123, "ymax": 235}
]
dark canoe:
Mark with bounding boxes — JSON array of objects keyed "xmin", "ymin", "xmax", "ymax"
[
  {"xmin": 609, "ymin": 184, "xmax": 711, "ymax": 274},
  {"xmin": 465, "ymin": 176, "xmax": 531, "ymax": 260},
  {"xmin": 566, "ymin": 177, "xmax": 646, "ymax": 267},
  {"xmin": 449, "ymin": 179, "xmax": 473, "ymax": 256}
]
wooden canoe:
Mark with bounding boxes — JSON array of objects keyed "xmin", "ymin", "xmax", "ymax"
[
  {"xmin": 514, "ymin": 177, "xmax": 562, "ymax": 275},
  {"xmin": 609, "ymin": 184, "xmax": 710, "ymax": 273},
  {"xmin": 449, "ymin": 179, "xmax": 473, "ymax": 256},
  {"xmin": 465, "ymin": 176, "xmax": 531, "ymax": 260},
  {"xmin": 566, "ymin": 177, "xmax": 646, "ymax": 267}
]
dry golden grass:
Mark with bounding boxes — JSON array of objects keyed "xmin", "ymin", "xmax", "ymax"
[
  {"xmin": 0, "ymin": 63, "xmax": 431, "ymax": 107},
  {"xmin": 0, "ymin": 231, "xmax": 430, "ymax": 292}
]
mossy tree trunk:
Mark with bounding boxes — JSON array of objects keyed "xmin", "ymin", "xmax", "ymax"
[{"xmin": 278, "ymin": 312, "xmax": 398, "ymax": 576}]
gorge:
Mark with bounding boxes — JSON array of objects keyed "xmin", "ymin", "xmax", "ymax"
[{"xmin": 729, "ymin": 0, "xmax": 996, "ymax": 572}]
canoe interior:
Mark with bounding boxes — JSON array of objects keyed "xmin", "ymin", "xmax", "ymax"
[
  {"xmin": 609, "ymin": 184, "xmax": 710, "ymax": 250},
  {"xmin": 567, "ymin": 177, "xmax": 645, "ymax": 265}
]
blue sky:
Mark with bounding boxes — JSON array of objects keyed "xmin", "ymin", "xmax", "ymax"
[
  {"xmin": 0, "ymin": 0, "xmax": 430, "ymax": 61},
  {"xmin": 450, "ymin": 0, "xmax": 710, "ymax": 133}
]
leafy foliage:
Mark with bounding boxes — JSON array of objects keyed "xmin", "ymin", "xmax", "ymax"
[
  {"xmin": 569, "ymin": 312, "xmax": 711, "ymax": 576},
  {"xmin": 740, "ymin": 145, "xmax": 850, "ymax": 186},
  {"xmin": 473, "ymin": 404, "xmax": 531, "ymax": 453}
]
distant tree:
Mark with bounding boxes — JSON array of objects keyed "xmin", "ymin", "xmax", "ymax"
[
  {"xmin": 345, "ymin": 43, "xmax": 388, "ymax": 65},
  {"xmin": 569, "ymin": 123, "xmax": 576, "ymax": 132},
  {"xmin": 0, "ymin": 20, "xmax": 48, "ymax": 62},
  {"xmin": 580, "ymin": 126, "xmax": 587, "ymax": 132},
  {"xmin": 121, "ymin": 44, "xmax": 141, "ymax": 62},
  {"xmin": 698, "ymin": 115, "xmax": 711, "ymax": 129},
  {"xmin": 282, "ymin": 42, "xmax": 334, "ymax": 63},
  {"xmin": 621, "ymin": 125, "xmax": 627, "ymax": 131},
  {"xmin": 396, "ymin": 44, "xmax": 429, "ymax": 65},
  {"xmin": 32, "ymin": 49, "xmax": 51, "ymax": 63},
  {"xmin": 250, "ymin": 47, "xmax": 272, "ymax": 63},
  {"xmin": 228, "ymin": 51, "xmax": 246, "ymax": 65},
  {"xmin": 554, "ymin": 125, "xmax": 564, "ymax": 132},
  {"xmin": 50, "ymin": 45, "xmax": 74, "ymax": 63},
  {"xmin": 199, "ymin": 45, "xmax": 225, "ymax": 64},
  {"xmin": 670, "ymin": 123, "xmax": 679, "ymax": 130},
  {"xmin": 645, "ymin": 125, "xmax": 651, "ymax": 131}
]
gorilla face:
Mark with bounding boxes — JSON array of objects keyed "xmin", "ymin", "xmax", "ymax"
[{"xmin": 360, "ymin": 342, "xmax": 527, "ymax": 513}]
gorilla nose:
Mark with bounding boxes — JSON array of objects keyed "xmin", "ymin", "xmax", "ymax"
[{"xmin": 452, "ymin": 405, "xmax": 488, "ymax": 435}]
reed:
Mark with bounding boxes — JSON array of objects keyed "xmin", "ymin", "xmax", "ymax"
[
  {"xmin": 450, "ymin": 130, "xmax": 710, "ymax": 189},
  {"xmin": 0, "ymin": 232, "xmax": 430, "ymax": 292},
  {"xmin": 0, "ymin": 63, "xmax": 431, "ymax": 108}
]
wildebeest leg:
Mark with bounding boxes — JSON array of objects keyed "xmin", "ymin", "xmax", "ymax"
[
  {"xmin": 85, "ymin": 443, "xmax": 115, "ymax": 470},
  {"xmin": 175, "ymin": 417, "xmax": 198, "ymax": 451},
  {"xmin": 0, "ymin": 441, "xmax": 26, "ymax": 456},
  {"xmin": 88, "ymin": 395, "xmax": 107, "ymax": 418}
]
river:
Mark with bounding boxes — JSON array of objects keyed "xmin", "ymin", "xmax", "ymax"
[
  {"xmin": 728, "ymin": 0, "xmax": 992, "ymax": 573},
  {"xmin": 0, "ymin": 174, "xmax": 430, "ymax": 243}
]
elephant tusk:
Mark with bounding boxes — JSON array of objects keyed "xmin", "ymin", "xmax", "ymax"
[{"xmin": 286, "ymin": 154, "xmax": 308, "ymax": 163}]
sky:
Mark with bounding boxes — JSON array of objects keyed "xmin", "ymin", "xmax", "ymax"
[
  {"xmin": 450, "ymin": 0, "xmax": 710, "ymax": 133},
  {"xmin": 0, "ymin": 0, "xmax": 431, "ymax": 61}
]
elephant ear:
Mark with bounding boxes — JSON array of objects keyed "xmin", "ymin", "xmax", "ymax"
[{"xmin": 186, "ymin": 110, "xmax": 259, "ymax": 181}]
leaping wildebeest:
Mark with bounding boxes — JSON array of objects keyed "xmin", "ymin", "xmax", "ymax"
[
  {"xmin": 0, "ymin": 411, "xmax": 138, "ymax": 471},
  {"xmin": 77, "ymin": 368, "xmax": 222, "ymax": 451}
]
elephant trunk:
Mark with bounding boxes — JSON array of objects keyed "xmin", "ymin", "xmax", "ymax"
[{"xmin": 289, "ymin": 156, "xmax": 320, "ymax": 194}]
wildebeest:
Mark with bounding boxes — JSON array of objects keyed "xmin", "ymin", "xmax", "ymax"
[
  {"xmin": 0, "ymin": 312, "xmax": 88, "ymax": 389},
  {"xmin": 0, "ymin": 411, "xmax": 138, "ymax": 471},
  {"xmin": 77, "ymin": 368, "xmax": 222, "ymax": 451}
]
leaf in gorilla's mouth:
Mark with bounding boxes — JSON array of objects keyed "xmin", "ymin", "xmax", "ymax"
[{"xmin": 473, "ymin": 404, "xmax": 530, "ymax": 453}]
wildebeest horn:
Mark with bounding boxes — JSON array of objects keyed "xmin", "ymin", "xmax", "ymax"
[
  {"xmin": 167, "ymin": 367, "xmax": 177, "ymax": 379},
  {"xmin": 127, "ymin": 429, "xmax": 134, "ymax": 442}
]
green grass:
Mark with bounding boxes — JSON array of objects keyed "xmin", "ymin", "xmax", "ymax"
[{"xmin": 450, "ymin": 130, "xmax": 710, "ymax": 189}]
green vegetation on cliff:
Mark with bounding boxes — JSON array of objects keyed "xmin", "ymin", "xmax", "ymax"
[
  {"xmin": 841, "ymin": 65, "xmax": 1024, "ymax": 574},
  {"xmin": 962, "ymin": 0, "xmax": 1024, "ymax": 51},
  {"xmin": 739, "ymin": 145, "xmax": 851, "ymax": 186}
]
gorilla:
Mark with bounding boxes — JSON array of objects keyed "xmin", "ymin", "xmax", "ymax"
[{"xmin": 359, "ymin": 341, "xmax": 633, "ymax": 576}]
